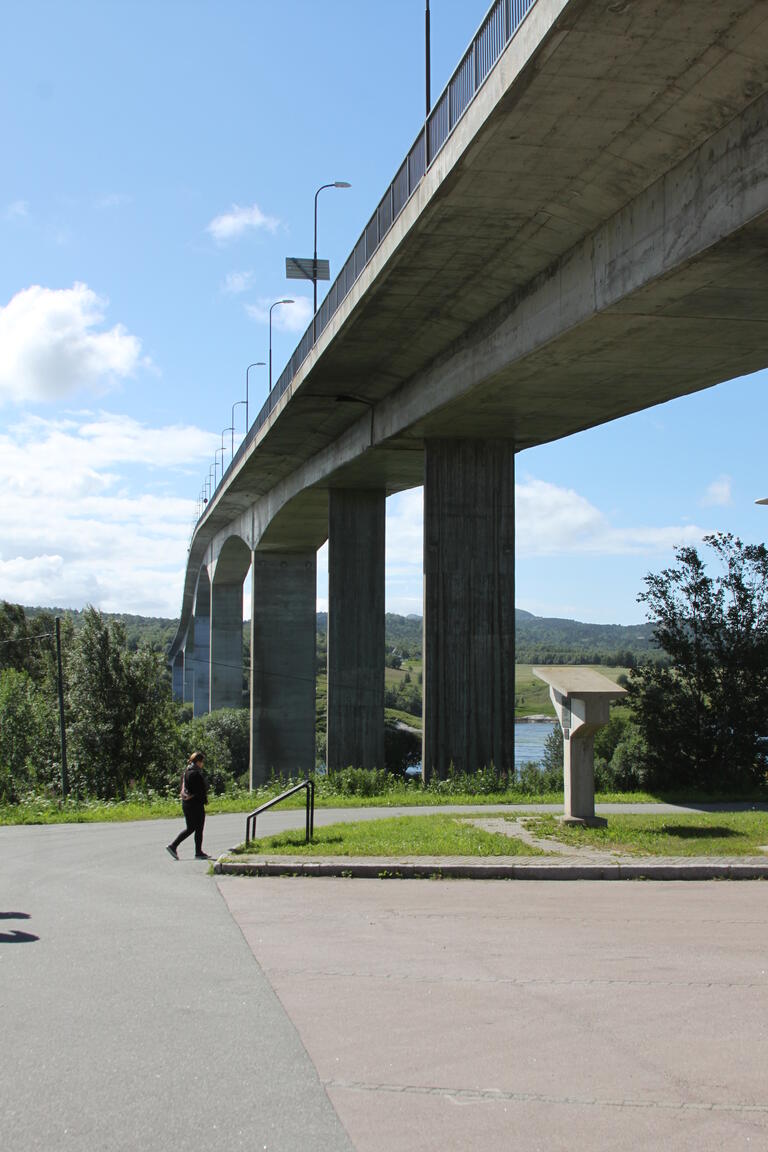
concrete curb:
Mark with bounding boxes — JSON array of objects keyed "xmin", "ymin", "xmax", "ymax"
[{"xmin": 213, "ymin": 855, "xmax": 768, "ymax": 881}]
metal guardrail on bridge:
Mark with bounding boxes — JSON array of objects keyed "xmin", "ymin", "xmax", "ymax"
[{"xmin": 203, "ymin": 0, "xmax": 538, "ymax": 523}]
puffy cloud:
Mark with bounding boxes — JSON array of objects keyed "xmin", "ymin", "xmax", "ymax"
[
  {"xmin": 206, "ymin": 202, "xmax": 279, "ymax": 242},
  {"xmin": 245, "ymin": 295, "xmax": 313, "ymax": 334},
  {"xmin": 0, "ymin": 413, "xmax": 218, "ymax": 616},
  {"xmin": 221, "ymin": 270, "xmax": 255, "ymax": 295},
  {"xmin": 701, "ymin": 474, "xmax": 733, "ymax": 507},
  {"xmin": 515, "ymin": 478, "xmax": 705, "ymax": 556},
  {"xmin": 0, "ymin": 283, "xmax": 144, "ymax": 405}
]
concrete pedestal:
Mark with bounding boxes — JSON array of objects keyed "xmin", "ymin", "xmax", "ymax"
[
  {"xmin": 423, "ymin": 440, "xmax": 515, "ymax": 779},
  {"xmin": 192, "ymin": 570, "xmax": 210, "ymax": 717},
  {"xmin": 210, "ymin": 583, "xmax": 243, "ymax": 711},
  {"xmin": 327, "ymin": 489, "xmax": 385, "ymax": 771},
  {"xmin": 533, "ymin": 667, "xmax": 626, "ymax": 826},
  {"xmin": 250, "ymin": 551, "xmax": 316, "ymax": 787}
]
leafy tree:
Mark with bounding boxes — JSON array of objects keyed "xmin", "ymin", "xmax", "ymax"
[
  {"xmin": 0, "ymin": 668, "xmax": 58, "ymax": 801},
  {"xmin": 541, "ymin": 725, "xmax": 563, "ymax": 774},
  {"xmin": 0, "ymin": 601, "xmax": 58, "ymax": 683},
  {"xmin": 179, "ymin": 707, "xmax": 250, "ymax": 792},
  {"xmin": 627, "ymin": 533, "xmax": 768, "ymax": 792},
  {"xmin": 65, "ymin": 608, "xmax": 181, "ymax": 797}
]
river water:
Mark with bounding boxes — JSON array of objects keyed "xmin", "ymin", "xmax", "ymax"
[{"xmin": 514, "ymin": 720, "xmax": 557, "ymax": 768}]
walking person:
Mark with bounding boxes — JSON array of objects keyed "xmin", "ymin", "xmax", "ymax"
[{"xmin": 166, "ymin": 751, "xmax": 211, "ymax": 860}]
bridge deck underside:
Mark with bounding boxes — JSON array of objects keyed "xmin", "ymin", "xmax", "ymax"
[{"xmin": 172, "ymin": 0, "xmax": 768, "ymax": 656}]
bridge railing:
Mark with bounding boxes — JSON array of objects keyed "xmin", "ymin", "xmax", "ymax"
[{"xmin": 205, "ymin": 0, "xmax": 537, "ymax": 517}]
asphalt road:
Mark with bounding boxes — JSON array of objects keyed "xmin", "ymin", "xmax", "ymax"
[
  {"xmin": 3, "ymin": 802, "xmax": 768, "ymax": 1152},
  {"xmin": 0, "ymin": 812, "xmax": 356, "ymax": 1152}
]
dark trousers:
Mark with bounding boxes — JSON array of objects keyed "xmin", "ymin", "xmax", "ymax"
[{"xmin": 170, "ymin": 799, "xmax": 205, "ymax": 854}]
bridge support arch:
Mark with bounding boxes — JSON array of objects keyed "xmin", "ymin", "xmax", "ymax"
[{"xmin": 422, "ymin": 439, "xmax": 515, "ymax": 779}]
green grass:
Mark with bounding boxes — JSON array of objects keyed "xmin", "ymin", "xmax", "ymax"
[
  {"xmin": 518, "ymin": 812, "xmax": 768, "ymax": 856},
  {"xmin": 384, "ymin": 707, "xmax": 421, "ymax": 729},
  {"xmin": 231, "ymin": 812, "xmax": 544, "ymax": 857},
  {"xmin": 3, "ymin": 782, "xmax": 764, "ymax": 827}
]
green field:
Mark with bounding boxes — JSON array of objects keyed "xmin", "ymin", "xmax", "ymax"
[{"xmin": 321, "ymin": 663, "xmax": 630, "ymax": 724}]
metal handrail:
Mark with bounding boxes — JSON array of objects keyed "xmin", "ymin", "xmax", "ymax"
[
  {"xmin": 245, "ymin": 778, "xmax": 315, "ymax": 846},
  {"xmin": 199, "ymin": 0, "xmax": 538, "ymax": 524}
]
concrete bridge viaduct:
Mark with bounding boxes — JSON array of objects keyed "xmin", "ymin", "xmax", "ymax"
[{"xmin": 169, "ymin": 0, "xmax": 768, "ymax": 785}]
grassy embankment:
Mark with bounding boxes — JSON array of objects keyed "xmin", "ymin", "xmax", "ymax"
[
  {"xmin": 516, "ymin": 811, "xmax": 768, "ymax": 856},
  {"xmin": 228, "ymin": 810, "xmax": 768, "ymax": 858},
  {"xmin": 231, "ymin": 813, "xmax": 545, "ymax": 857}
]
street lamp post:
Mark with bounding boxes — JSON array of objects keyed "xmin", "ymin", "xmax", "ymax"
[
  {"xmin": 426, "ymin": 1, "xmax": 431, "ymax": 117},
  {"xmin": 269, "ymin": 299, "xmax": 294, "ymax": 392},
  {"xmin": 214, "ymin": 447, "xmax": 225, "ymax": 488},
  {"xmin": 313, "ymin": 181, "xmax": 351, "ymax": 339},
  {"xmin": 244, "ymin": 360, "xmax": 265, "ymax": 434},
  {"xmin": 231, "ymin": 401, "xmax": 246, "ymax": 455},
  {"xmin": 222, "ymin": 427, "xmax": 234, "ymax": 474}
]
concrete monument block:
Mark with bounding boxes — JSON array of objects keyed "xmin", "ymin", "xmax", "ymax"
[{"xmin": 533, "ymin": 667, "xmax": 626, "ymax": 827}]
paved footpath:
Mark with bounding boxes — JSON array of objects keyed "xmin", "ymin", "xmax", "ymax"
[{"xmin": 2, "ymin": 803, "xmax": 768, "ymax": 1152}]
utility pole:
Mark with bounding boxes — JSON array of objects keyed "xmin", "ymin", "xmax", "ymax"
[{"xmin": 55, "ymin": 617, "xmax": 68, "ymax": 798}]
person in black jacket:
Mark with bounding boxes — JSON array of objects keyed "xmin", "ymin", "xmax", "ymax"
[{"xmin": 166, "ymin": 752, "xmax": 210, "ymax": 860}]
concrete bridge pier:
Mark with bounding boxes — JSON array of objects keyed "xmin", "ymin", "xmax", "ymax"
[
  {"xmin": 182, "ymin": 629, "xmax": 194, "ymax": 704},
  {"xmin": 210, "ymin": 583, "xmax": 244, "ymax": 711},
  {"xmin": 327, "ymin": 488, "xmax": 385, "ymax": 771},
  {"xmin": 171, "ymin": 652, "xmax": 184, "ymax": 702},
  {"xmin": 250, "ymin": 551, "xmax": 317, "ymax": 787},
  {"xmin": 192, "ymin": 568, "xmax": 210, "ymax": 717},
  {"xmin": 210, "ymin": 538, "xmax": 250, "ymax": 712},
  {"xmin": 422, "ymin": 440, "xmax": 516, "ymax": 780}
]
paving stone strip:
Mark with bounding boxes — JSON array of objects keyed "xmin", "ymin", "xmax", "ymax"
[
  {"xmin": 215, "ymin": 853, "xmax": 768, "ymax": 880},
  {"xmin": 463, "ymin": 815, "xmax": 609, "ymax": 856}
]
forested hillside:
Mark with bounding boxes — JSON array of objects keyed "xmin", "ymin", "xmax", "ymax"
[{"xmin": 23, "ymin": 605, "xmax": 658, "ymax": 665}]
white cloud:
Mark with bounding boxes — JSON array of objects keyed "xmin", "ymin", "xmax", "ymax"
[
  {"xmin": 96, "ymin": 193, "xmax": 131, "ymax": 209},
  {"xmin": 245, "ymin": 295, "xmax": 313, "ymax": 334},
  {"xmin": 206, "ymin": 202, "xmax": 279, "ymax": 242},
  {"xmin": 382, "ymin": 478, "xmax": 707, "ymax": 586},
  {"xmin": 221, "ymin": 270, "xmax": 255, "ymax": 295},
  {"xmin": 0, "ymin": 413, "xmax": 219, "ymax": 616},
  {"xmin": 0, "ymin": 283, "xmax": 145, "ymax": 405},
  {"xmin": 4, "ymin": 200, "xmax": 28, "ymax": 221},
  {"xmin": 379, "ymin": 479, "xmax": 709, "ymax": 615},
  {"xmin": 515, "ymin": 478, "xmax": 705, "ymax": 556},
  {"xmin": 701, "ymin": 474, "xmax": 732, "ymax": 507}
]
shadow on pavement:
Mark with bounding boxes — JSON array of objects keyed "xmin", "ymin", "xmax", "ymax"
[{"xmin": 0, "ymin": 911, "xmax": 39, "ymax": 943}]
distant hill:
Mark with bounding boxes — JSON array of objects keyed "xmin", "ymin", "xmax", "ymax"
[
  {"xmin": 20, "ymin": 604, "xmax": 658, "ymax": 664},
  {"xmin": 23, "ymin": 606, "xmax": 177, "ymax": 652}
]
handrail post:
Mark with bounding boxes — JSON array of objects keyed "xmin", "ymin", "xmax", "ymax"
[{"xmin": 244, "ymin": 778, "xmax": 315, "ymax": 848}]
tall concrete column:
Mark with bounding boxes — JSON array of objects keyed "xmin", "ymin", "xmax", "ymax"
[
  {"xmin": 250, "ymin": 551, "xmax": 316, "ymax": 787},
  {"xmin": 210, "ymin": 583, "xmax": 243, "ymax": 711},
  {"xmin": 172, "ymin": 652, "xmax": 184, "ymax": 701},
  {"xmin": 193, "ymin": 569, "xmax": 210, "ymax": 717},
  {"xmin": 183, "ymin": 630, "xmax": 194, "ymax": 704},
  {"xmin": 422, "ymin": 439, "xmax": 515, "ymax": 779},
  {"xmin": 327, "ymin": 488, "xmax": 385, "ymax": 771}
]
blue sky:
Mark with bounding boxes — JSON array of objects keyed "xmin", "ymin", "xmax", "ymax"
[{"xmin": 1, "ymin": 0, "xmax": 766, "ymax": 625}]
